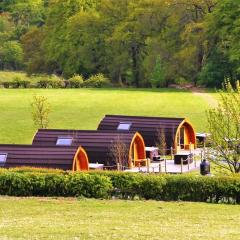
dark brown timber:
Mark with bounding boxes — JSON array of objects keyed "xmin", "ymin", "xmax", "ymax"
[
  {"xmin": 32, "ymin": 130, "xmax": 146, "ymax": 168},
  {"xmin": 0, "ymin": 145, "xmax": 88, "ymax": 171},
  {"xmin": 97, "ymin": 115, "xmax": 196, "ymax": 152}
]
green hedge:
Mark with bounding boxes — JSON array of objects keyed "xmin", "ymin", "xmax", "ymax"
[
  {"xmin": 0, "ymin": 73, "xmax": 111, "ymax": 88},
  {"xmin": 0, "ymin": 171, "xmax": 112, "ymax": 198},
  {"xmin": 0, "ymin": 169, "xmax": 239, "ymax": 203}
]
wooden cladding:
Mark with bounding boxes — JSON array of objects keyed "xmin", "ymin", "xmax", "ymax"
[
  {"xmin": 97, "ymin": 115, "xmax": 196, "ymax": 152},
  {"xmin": 32, "ymin": 130, "xmax": 146, "ymax": 168},
  {"xmin": 0, "ymin": 145, "xmax": 89, "ymax": 171}
]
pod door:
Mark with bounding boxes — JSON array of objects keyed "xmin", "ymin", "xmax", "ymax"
[
  {"xmin": 129, "ymin": 133, "xmax": 146, "ymax": 168},
  {"xmin": 176, "ymin": 121, "xmax": 196, "ymax": 152},
  {"xmin": 73, "ymin": 147, "xmax": 89, "ymax": 171}
]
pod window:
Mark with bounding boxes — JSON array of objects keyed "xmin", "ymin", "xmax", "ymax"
[
  {"xmin": 56, "ymin": 137, "xmax": 73, "ymax": 146},
  {"xmin": 117, "ymin": 122, "xmax": 132, "ymax": 131},
  {"xmin": 0, "ymin": 153, "xmax": 7, "ymax": 166}
]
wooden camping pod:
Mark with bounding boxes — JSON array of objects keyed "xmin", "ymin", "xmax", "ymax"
[
  {"xmin": 32, "ymin": 130, "xmax": 146, "ymax": 168},
  {"xmin": 97, "ymin": 115, "xmax": 196, "ymax": 153},
  {"xmin": 0, "ymin": 145, "xmax": 89, "ymax": 171}
]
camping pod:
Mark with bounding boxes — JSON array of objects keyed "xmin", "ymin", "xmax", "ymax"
[
  {"xmin": 0, "ymin": 145, "xmax": 89, "ymax": 171},
  {"xmin": 32, "ymin": 130, "xmax": 146, "ymax": 168},
  {"xmin": 97, "ymin": 115, "xmax": 196, "ymax": 153}
]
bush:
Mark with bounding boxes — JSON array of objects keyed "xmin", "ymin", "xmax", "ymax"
[
  {"xmin": 2, "ymin": 81, "xmax": 11, "ymax": 88},
  {"xmin": 89, "ymin": 171, "xmax": 240, "ymax": 203},
  {"xmin": 83, "ymin": 74, "xmax": 111, "ymax": 88},
  {"xmin": 66, "ymin": 74, "xmax": 84, "ymax": 88},
  {"xmin": 0, "ymin": 170, "xmax": 112, "ymax": 198},
  {"xmin": 36, "ymin": 75, "xmax": 64, "ymax": 88},
  {"xmin": 11, "ymin": 76, "xmax": 30, "ymax": 88},
  {"xmin": 65, "ymin": 173, "xmax": 112, "ymax": 198},
  {"xmin": 0, "ymin": 169, "xmax": 239, "ymax": 203}
]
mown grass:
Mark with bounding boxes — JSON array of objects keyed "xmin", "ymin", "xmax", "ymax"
[
  {"xmin": 0, "ymin": 197, "xmax": 239, "ymax": 240},
  {"xmin": 0, "ymin": 88, "xmax": 216, "ymax": 144}
]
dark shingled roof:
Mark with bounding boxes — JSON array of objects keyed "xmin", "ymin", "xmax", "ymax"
[
  {"xmin": 97, "ymin": 115, "xmax": 195, "ymax": 149},
  {"xmin": 32, "ymin": 130, "xmax": 145, "ymax": 167},
  {"xmin": 0, "ymin": 145, "xmax": 79, "ymax": 170}
]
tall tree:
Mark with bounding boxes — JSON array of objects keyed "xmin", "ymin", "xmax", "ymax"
[{"xmin": 207, "ymin": 80, "xmax": 240, "ymax": 173}]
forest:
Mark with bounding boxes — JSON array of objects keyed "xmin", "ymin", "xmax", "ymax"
[{"xmin": 0, "ymin": 0, "xmax": 239, "ymax": 88}]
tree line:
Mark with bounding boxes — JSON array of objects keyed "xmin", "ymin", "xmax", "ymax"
[{"xmin": 0, "ymin": 0, "xmax": 239, "ymax": 88}]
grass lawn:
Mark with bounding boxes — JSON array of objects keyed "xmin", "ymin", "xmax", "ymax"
[
  {"xmin": 0, "ymin": 197, "xmax": 239, "ymax": 240},
  {"xmin": 0, "ymin": 88, "xmax": 217, "ymax": 144}
]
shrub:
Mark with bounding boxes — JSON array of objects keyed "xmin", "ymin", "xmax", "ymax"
[
  {"xmin": 83, "ymin": 73, "xmax": 111, "ymax": 88},
  {"xmin": 2, "ymin": 81, "xmax": 10, "ymax": 88},
  {"xmin": 67, "ymin": 74, "xmax": 84, "ymax": 88},
  {"xmin": 11, "ymin": 76, "xmax": 30, "ymax": 88},
  {"xmin": 65, "ymin": 173, "xmax": 112, "ymax": 198},
  {"xmin": 88, "ymin": 171, "xmax": 240, "ymax": 203},
  {"xmin": 36, "ymin": 75, "xmax": 64, "ymax": 88},
  {"xmin": 0, "ymin": 170, "xmax": 112, "ymax": 198},
  {"xmin": 0, "ymin": 169, "xmax": 239, "ymax": 203}
]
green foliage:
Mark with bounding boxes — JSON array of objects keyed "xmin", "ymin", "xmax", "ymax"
[
  {"xmin": 67, "ymin": 74, "xmax": 84, "ymax": 88},
  {"xmin": 0, "ymin": 41, "xmax": 23, "ymax": 70},
  {"xmin": 11, "ymin": 76, "xmax": 30, "ymax": 88},
  {"xmin": 1, "ymin": 0, "xmax": 240, "ymax": 88},
  {"xmin": 207, "ymin": 80, "xmax": 240, "ymax": 173},
  {"xmin": 31, "ymin": 95, "xmax": 51, "ymax": 129},
  {"xmin": 0, "ymin": 171, "xmax": 112, "ymax": 198},
  {"xmin": 0, "ymin": 169, "xmax": 239, "ymax": 203},
  {"xmin": 36, "ymin": 75, "xmax": 64, "ymax": 88},
  {"xmin": 83, "ymin": 73, "xmax": 111, "ymax": 88},
  {"xmin": 150, "ymin": 56, "xmax": 166, "ymax": 88},
  {"xmin": 202, "ymin": 0, "xmax": 240, "ymax": 86},
  {"xmin": 65, "ymin": 173, "xmax": 112, "ymax": 198}
]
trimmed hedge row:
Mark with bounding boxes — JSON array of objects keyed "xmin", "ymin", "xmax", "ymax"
[
  {"xmin": 96, "ymin": 172, "xmax": 240, "ymax": 203},
  {"xmin": 0, "ymin": 169, "xmax": 239, "ymax": 203},
  {"xmin": 0, "ymin": 171, "xmax": 111, "ymax": 198},
  {"xmin": 0, "ymin": 74, "xmax": 111, "ymax": 89}
]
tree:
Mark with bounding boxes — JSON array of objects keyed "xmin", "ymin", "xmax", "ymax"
[
  {"xmin": 43, "ymin": 0, "xmax": 99, "ymax": 76},
  {"xmin": 155, "ymin": 127, "xmax": 167, "ymax": 156},
  {"xmin": 0, "ymin": 40, "xmax": 23, "ymax": 70},
  {"xmin": 109, "ymin": 135, "xmax": 129, "ymax": 170},
  {"xmin": 21, "ymin": 27, "xmax": 53, "ymax": 74},
  {"xmin": 150, "ymin": 56, "xmax": 166, "ymax": 88},
  {"xmin": 207, "ymin": 80, "xmax": 240, "ymax": 173},
  {"xmin": 31, "ymin": 95, "xmax": 51, "ymax": 129},
  {"xmin": 202, "ymin": 0, "xmax": 240, "ymax": 87}
]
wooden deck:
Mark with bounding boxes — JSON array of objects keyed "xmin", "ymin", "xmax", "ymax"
[
  {"xmin": 125, "ymin": 160, "xmax": 200, "ymax": 173},
  {"xmin": 125, "ymin": 148, "xmax": 203, "ymax": 174}
]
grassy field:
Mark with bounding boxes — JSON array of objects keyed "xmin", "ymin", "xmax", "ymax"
[
  {"xmin": 0, "ymin": 197, "xmax": 239, "ymax": 240},
  {"xmin": 0, "ymin": 88, "xmax": 217, "ymax": 144}
]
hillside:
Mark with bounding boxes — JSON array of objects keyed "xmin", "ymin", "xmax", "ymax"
[{"xmin": 0, "ymin": 88, "xmax": 217, "ymax": 144}]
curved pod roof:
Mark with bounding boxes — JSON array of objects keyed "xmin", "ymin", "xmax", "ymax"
[
  {"xmin": 0, "ymin": 145, "xmax": 89, "ymax": 171},
  {"xmin": 97, "ymin": 115, "xmax": 196, "ymax": 152},
  {"xmin": 32, "ymin": 130, "xmax": 146, "ymax": 168}
]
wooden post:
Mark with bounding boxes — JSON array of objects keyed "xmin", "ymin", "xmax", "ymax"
[
  {"xmin": 138, "ymin": 162, "xmax": 141, "ymax": 172},
  {"xmin": 164, "ymin": 158, "xmax": 167, "ymax": 173},
  {"xmin": 147, "ymin": 159, "xmax": 150, "ymax": 173},
  {"xmin": 181, "ymin": 158, "xmax": 183, "ymax": 174},
  {"xmin": 171, "ymin": 147, "xmax": 174, "ymax": 160},
  {"xmin": 159, "ymin": 163, "xmax": 162, "ymax": 173},
  {"xmin": 203, "ymin": 141, "xmax": 206, "ymax": 159},
  {"xmin": 189, "ymin": 142, "xmax": 192, "ymax": 155},
  {"xmin": 187, "ymin": 157, "xmax": 190, "ymax": 171},
  {"xmin": 117, "ymin": 163, "xmax": 120, "ymax": 171}
]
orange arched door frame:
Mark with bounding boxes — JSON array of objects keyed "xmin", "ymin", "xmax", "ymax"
[
  {"xmin": 129, "ymin": 132, "xmax": 146, "ymax": 168},
  {"xmin": 174, "ymin": 119, "xmax": 196, "ymax": 153},
  {"xmin": 72, "ymin": 147, "xmax": 89, "ymax": 171}
]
